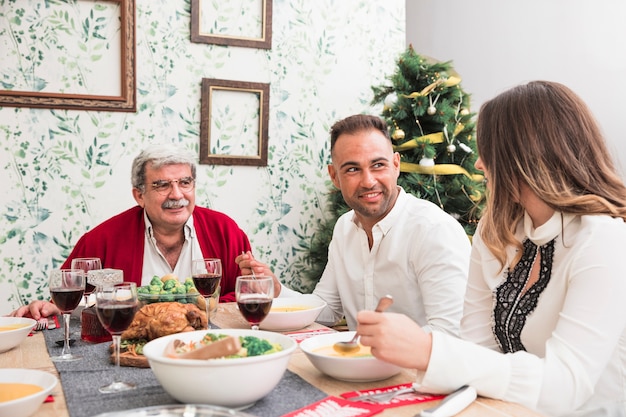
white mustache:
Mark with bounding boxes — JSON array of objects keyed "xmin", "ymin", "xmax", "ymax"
[{"xmin": 162, "ymin": 198, "xmax": 190, "ymax": 209}]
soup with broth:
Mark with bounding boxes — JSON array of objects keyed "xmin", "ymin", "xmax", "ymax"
[
  {"xmin": 312, "ymin": 344, "xmax": 373, "ymax": 358},
  {"xmin": 0, "ymin": 383, "xmax": 43, "ymax": 402},
  {"xmin": 0, "ymin": 323, "xmax": 31, "ymax": 332},
  {"xmin": 270, "ymin": 305, "xmax": 311, "ymax": 313}
]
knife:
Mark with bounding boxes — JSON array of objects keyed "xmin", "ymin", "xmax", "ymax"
[{"xmin": 419, "ymin": 385, "xmax": 477, "ymax": 417}]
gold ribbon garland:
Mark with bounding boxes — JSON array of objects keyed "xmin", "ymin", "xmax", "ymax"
[
  {"xmin": 402, "ymin": 76, "xmax": 462, "ymax": 99},
  {"xmin": 400, "ymin": 161, "xmax": 484, "ymax": 183}
]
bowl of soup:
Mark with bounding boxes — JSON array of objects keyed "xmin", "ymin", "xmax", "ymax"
[
  {"xmin": 0, "ymin": 317, "xmax": 37, "ymax": 353},
  {"xmin": 299, "ymin": 331, "xmax": 403, "ymax": 382},
  {"xmin": 0, "ymin": 368, "xmax": 58, "ymax": 417},
  {"xmin": 259, "ymin": 295, "xmax": 326, "ymax": 332}
]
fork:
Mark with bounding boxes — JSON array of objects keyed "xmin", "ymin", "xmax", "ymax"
[
  {"xmin": 348, "ymin": 383, "xmax": 420, "ymax": 404},
  {"xmin": 33, "ymin": 317, "xmax": 57, "ymax": 331}
]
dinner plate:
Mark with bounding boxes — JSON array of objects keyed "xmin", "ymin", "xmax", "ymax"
[{"xmin": 92, "ymin": 404, "xmax": 257, "ymax": 417}]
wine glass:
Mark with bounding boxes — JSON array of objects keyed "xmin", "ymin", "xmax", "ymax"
[
  {"xmin": 49, "ymin": 269, "xmax": 85, "ymax": 362},
  {"xmin": 235, "ymin": 275, "xmax": 274, "ymax": 330},
  {"xmin": 71, "ymin": 257, "xmax": 102, "ymax": 295},
  {"xmin": 191, "ymin": 258, "xmax": 222, "ymax": 329},
  {"xmin": 94, "ymin": 282, "xmax": 138, "ymax": 393}
]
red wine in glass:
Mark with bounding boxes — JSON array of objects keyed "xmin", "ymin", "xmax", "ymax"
[
  {"xmin": 96, "ymin": 303, "xmax": 137, "ymax": 334},
  {"xmin": 50, "ymin": 288, "xmax": 85, "ymax": 313},
  {"xmin": 49, "ymin": 269, "xmax": 85, "ymax": 362},
  {"xmin": 95, "ymin": 282, "xmax": 138, "ymax": 393},
  {"xmin": 192, "ymin": 273, "xmax": 221, "ymax": 297},
  {"xmin": 237, "ymin": 296, "xmax": 273, "ymax": 325}
]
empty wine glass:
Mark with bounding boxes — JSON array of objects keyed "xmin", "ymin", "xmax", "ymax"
[
  {"xmin": 191, "ymin": 258, "xmax": 222, "ymax": 329},
  {"xmin": 49, "ymin": 269, "xmax": 85, "ymax": 362},
  {"xmin": 235, "ymin": 275, "xmax": 274, "ymax": 330},
  {"xmin": 95, "ymin": 282, "xmax": 138, "ymax": 393}
]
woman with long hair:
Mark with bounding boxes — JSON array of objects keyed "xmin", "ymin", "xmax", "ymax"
[{"xmin": 357, "ymin": 81, "xmax": 626, "ymax": 417}]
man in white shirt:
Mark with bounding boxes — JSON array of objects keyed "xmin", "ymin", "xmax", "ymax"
[{"xmin": 240, "ymin": 114, "xmax": 471, "ymax": 335}]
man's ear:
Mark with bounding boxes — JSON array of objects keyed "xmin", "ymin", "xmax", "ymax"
[
  {"xmin": 328, "ymin": 164, "xmax": 339, "ymax": 189},
  {"xmin": 132, "ymin": 187, "xmax": 145, "ymax": 208}
]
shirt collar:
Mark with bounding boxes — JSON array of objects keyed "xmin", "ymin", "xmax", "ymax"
[{"xmin": 523, "ymin": 210, "xmax": 575, "ymax": 246}]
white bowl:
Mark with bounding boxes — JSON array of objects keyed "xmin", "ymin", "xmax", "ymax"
[
  {"xmin": 299, "ymin": 331, "xmax": 403, "ymax": 382},
  {"xmin": 0, "ymin": 368, "xmax": 58, "ymax": 417},
  {"xmin": 260, "ymin": 295, "xmax": 326, "ymax": 331},
  {"xmin": 143, "ymin": 329, "xmax": 297, "ymax": 409},
  {"xmin": 93, "ymin": 404, "xmax": 256, "ymax": 417},
  {"xmin": 0, "ymin": 317, "xmax": 37, "ymax": 353}
]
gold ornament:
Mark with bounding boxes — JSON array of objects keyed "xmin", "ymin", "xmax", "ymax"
[{"xmin": 392, "ymin": 128, "xmax": 405, "ymax": 140}]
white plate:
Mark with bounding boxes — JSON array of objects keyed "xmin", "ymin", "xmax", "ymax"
[{"xmin": 260, "ymin": 295, "xmax": 326, "ymax": 331}]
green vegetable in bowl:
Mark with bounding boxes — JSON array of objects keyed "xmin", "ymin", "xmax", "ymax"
[
  {"xmin": 138, "ymin": 275, "xmax": 199, "ymax": 304},
  {"xmin": 197, "ymin": 333, "xmax": 282, "ymax": 358}
]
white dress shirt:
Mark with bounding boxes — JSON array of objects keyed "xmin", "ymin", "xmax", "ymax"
[
  {"xmin": 417, "ymin": 211, "xmax": 626, "ymax": 417},
  {"xmin": 310, "ymin": 187, "xmax": 471, "ymax": 335},
  {"xmin": 141, "ymin": 212, "xmax": 203, "ymax": 285}
]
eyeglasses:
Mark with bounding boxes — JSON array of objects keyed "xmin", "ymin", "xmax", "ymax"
[{"xmin": 150, "ymin": 177, "xmax": 195, "ymax": 195}]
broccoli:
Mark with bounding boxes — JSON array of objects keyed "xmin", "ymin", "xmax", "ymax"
[
  {"xmin": 240, "ymin": 336, "xmax": 280, "ymax": 357},
  {"xmin": 162, "ymin": 279, "xmax": 177, "ymax": 291}
]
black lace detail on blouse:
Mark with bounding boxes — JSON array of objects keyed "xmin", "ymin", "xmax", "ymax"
[{"xmin": 493, "ymin": 238, "xmax": 556, "ymax": 353}]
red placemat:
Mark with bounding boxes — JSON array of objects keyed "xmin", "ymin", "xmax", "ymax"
[{"xmin": 281, "ymin": 396, "xmax": 384, "ymax": 417}]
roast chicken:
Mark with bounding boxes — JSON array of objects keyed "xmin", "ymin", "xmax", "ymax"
[{"xmin": 122, "ymin": 301, "xmax": 208, "ymax": 340}]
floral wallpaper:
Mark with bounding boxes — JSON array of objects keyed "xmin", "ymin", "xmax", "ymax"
[{"xmin": 0, "ymin": 0, "xmax": 405, "ymax": 315}]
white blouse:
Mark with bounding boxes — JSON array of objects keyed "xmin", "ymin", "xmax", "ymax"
[{"xmin": 416, "ymin": 211, "xmax": 626, "ymax": 417}]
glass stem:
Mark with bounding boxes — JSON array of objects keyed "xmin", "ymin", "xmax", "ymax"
[
  {"xmin": 113, "ymin": 334, "xmax": 121, "ymax": 381},
  {"xmin": 205, "ymin": 297, "xmax": 211, "ymax": 329},
  {"xmin": 62, "ymin": 313, "xmax": 71, "ymax": 356}
]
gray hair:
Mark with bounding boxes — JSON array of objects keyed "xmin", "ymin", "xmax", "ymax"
[{"xmin": 131, "ymin": 144, "xmax": 197, "ymax": 191}]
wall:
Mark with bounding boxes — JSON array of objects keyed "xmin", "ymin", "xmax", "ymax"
[
  {"xmin": 407, "ymin": 0, "xmax": 626, "ymax": 175},
  {"xmin": 0, "ymin": 0, "xmax": 406, "ymax": 315}
]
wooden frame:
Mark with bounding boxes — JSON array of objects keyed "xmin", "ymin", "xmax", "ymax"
[
  {"xmin": 191, "ymin": 0, "xmax": 272, "ymax": 50},
  {"xmin": 0, "ymin": 0, "xmax": 136, "ymax": 112},
  {"xmin": 199, "ymin": 78, "xmax": 269, "ymax": 166}
]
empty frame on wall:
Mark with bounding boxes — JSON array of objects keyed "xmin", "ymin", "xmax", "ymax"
[
  {"xmin": 191, "ymin": 0, "xmax": 272, "ymax": 50},
  {"xmin": 0, "ymin": 0, "xmax": 136, "ymax": 112},
  {"xmin": 199, "ymin": 78, "xmax": 269, "ymax": 166}
]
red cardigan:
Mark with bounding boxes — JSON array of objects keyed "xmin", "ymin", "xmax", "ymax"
[{"xmin": 61, "ymin": 206, "xmax": 251, "ymax": 302}]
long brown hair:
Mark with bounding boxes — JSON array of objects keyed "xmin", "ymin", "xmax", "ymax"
[{"xmin": 477, "ymin": 80, "xmax": 626, "ymax": 267}]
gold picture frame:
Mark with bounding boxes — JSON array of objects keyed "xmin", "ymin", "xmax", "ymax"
[
  {"xmin": 199, "ymin": 78, "xmax": 269, "ymax": 166},
  {"xmin": 191, "ymin": 0, "xmax": 272, "ymax": 50},
  {"xmin": 0, "ymin": 0, "xmax": 136, "ymax": 112}
]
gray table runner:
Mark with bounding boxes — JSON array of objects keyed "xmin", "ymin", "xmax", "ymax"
[{"xmin": 43, "ymin": 319, "xmax": 327, "ymax": 417}]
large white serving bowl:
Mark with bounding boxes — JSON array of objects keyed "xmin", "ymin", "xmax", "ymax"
[
  {"xmin": 0, "ymin": 317, "xmax": 36, "ymax": 353},
  {"xmin": 299, "ymin": 331, "xmax": 403, "ymax": 382},
  {"xmin": 143, "ymin": 329, "xmax": 297, "ymax": 409},
  {"xmin": 260, "ymin": 295, "xmax": 327, "ymax": 331},
  {"xmin": 0, "ymin": 368, "xmax": 58, "ymax": 417}
]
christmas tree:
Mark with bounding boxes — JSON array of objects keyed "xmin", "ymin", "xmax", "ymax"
[{"xmin": 297, "ymin": 46, "xmax": 485, "ymax": 289}]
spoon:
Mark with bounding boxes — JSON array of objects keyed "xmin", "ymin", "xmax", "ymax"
[{"xmin": 333, "ymin": 294, "xmax": 393, "ymax": 354}]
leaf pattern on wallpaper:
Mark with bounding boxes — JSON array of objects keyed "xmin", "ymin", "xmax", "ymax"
[{"xmin": 0, "ymin": 0, "xmax": 405, "ymax": 312}]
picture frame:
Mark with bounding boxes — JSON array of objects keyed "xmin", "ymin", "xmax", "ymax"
[
  {"xmin": 199, "ymin": 78, "xmax": 269, "ymax": 166},
  {"xmin": 191, "ymin": 0, "xmax": 272, "ymax": 50},
  {"xmin": 0, "ymin": 0, "xmax": 136, "ymax": 112}
]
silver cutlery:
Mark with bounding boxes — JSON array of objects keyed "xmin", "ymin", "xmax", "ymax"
[
  {"xmin": 348, "ymin": 382, "xmax": 420, "ymax": 403},
  {"xmin": 418, "ymin": 385, "xmax": 477, "ymax": 417}
]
